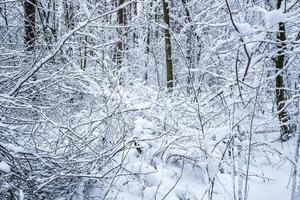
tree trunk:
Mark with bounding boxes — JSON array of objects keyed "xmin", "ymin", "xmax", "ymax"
[
  {"xmin": 130, "ymin": 2, "xmax": 138, "ymax": 44},
  {"xmin": 24, "ymin": 0, "xmax": 37, "ymax": 51},
  {"xmin": 162, "ymin": 0, "xmax": 173, "ymax": 89},
  {"xmin": 114, "ymin": 0, "xmax": 126, "ymax": 68},
  {"xmin": 0, "ymin": 3, "xmax": 9, "ymax": 31},
  {"xmin": 275, "ymin": 0, "xmax": 293, "ymax": 141},
  {"xmin": 144, "ymin": 26, "xmax": 151, "ymax": 81},
  {"xmin": 181, "ymin": 0, "xmax": 194, "ymax": 92},
  {"xmin": 64, "ymin": 0, "xmax": 74, "ymax": 29},
  {"xmin": 81, "ymin": 35, "xmax": 88, "ymax": 71},
  {"xmin": 144, "ymin": 1, "xmax": 155, "ymax": 82}
]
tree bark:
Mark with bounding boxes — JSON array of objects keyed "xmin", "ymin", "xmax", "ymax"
[
  {"xmin": 24, "ymin": 0, "xmax": 37, "ymax": 51},
  {"xmin": 114, "ymin": 0, "xmax": 126, "ymax": 68},
  {"xmin": 81, "ymin": 35, "xmax": 88, "ymax": 71},
  {"xmin": 275, "ymin": 0, "xmax": 292, "ymax": 141},
  {"xmin": 181, "ymin": 0, "xmax": 194, "ymax": 92},
  {"xmin": 162, "ymin": 0, "xmax": 174, "ymax": 89},
  {"xmin": 131, "ymin": 2, "xmax": 138, "ymax": 44}
]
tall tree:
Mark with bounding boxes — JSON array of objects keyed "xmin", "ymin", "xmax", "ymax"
[
  {"xmin": 114, "ymin": 0, "xmax": 126, "ymax": 68},
  {"xmin": 275, "ymin": 0, "xmax": 293, "ymax": 141},
  {"xmin": 181, "ymin": 0, "xmax": 194, "ymax": 91},
  {"xmin": 24, "ymin": 0, "xmax": 37, "ymax": 51},
  {"xmin": 63, "ymin": 0, "xmax": 74, "ymax": 29},
  {"xmin": 162, "ymin": 0, "xmax": 174, "ymax": 89}
]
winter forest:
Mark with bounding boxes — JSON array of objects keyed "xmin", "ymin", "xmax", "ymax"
[{"xmin": 0, "ymin": 0, "xmax": 300, "ymax": 199}]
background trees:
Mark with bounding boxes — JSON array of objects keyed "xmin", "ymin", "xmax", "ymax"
[
  {"xmin": 0, "ymin": 0, "xmax": 299, "ymax": 199},
  {"xmin": 24, "ymin": 0, "xmax": 37, "ymax": 51},
  {"xmin": 162, "ymin": 0, "xmax": 173, "ymax": 89},
  {"xmin": 274, "ymin": 0, "xmax": 293, "ymax": 140}
]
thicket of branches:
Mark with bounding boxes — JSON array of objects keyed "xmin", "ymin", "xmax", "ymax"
[{"xmin": 0, "ymin": 0, "xmax": 299, "ymax": 199}]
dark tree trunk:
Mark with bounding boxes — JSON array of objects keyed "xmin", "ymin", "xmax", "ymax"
[
  {"xmin": 114, "ymin": 0, "xmax": 126, "ymax": 68},
  {"xmin": 131, "ymin": 2, "xmax": 138, "ymax": 44},
  {"xmin": 81, "ymin": 35, "xmax": 88, "ymax": 71},
  {"xmin": 162, "ymin": 0, "xmax": 174, "ymax": 89},
  {"xmin": 24, "ymin": 0, "xmax": 37, "ymax": 51},
  {"xmin": 144, "ymin": 26, "xmax": 151, "ymax": 81},
  {"xmin": 275, "ymin": 0, "xmax": 293, "ymax": 141}
]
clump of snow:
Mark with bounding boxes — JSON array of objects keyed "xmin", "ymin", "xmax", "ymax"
[
  {"xmin": 0, "ymin": 161, "xmax": 10, "ymax": 173},
  {"xmin": 132, "ymin": 117, "xmax": 154, "ymax": 136},
  {"xmin": 19, "ymin": 190, "xmax": 24, "ymax": 200},
  {"xmin": 0, "ymin": 142, "xmax": 25, "ymax": 154},
  {"xmin": 265, "ymin": 9, "xmax": 287, "ymax": 31},
  {"xmin": 236, "ymin": 22, "xmax": 256, "ymax": 35},
  {"xmin": 207, "ymin": 157, "xmax": 220, "ymax": 180}
]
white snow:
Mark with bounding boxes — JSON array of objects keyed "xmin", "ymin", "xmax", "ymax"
[
  {"xmin": 0, "ymin": 161, "xmax": 10, "ymax": 173},
  {"xmin": 265, "ymin": 9, "xmax": 287, "ymax": 31},
  {"xmin": 207, "ymin": 157, "xmax": 220, "ymax": 180},
  {"xmin": 236, "ymin": 22, "xmax": 256, "ymax": 35},
  {"xmin": 0, "ymin": 143, "xmax": 25, "ymax": 154},
  {"xmin": 99, "ymin": 129, "xmax": 294, "ymax": 200},
  {"xmin": 132, "ymin": 117, "xmax": 154, "ymax": 136}
]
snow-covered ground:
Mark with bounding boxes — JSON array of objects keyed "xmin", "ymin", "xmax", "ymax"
[{"xmin": 87, "ymin": 120, "xmax": 295, "ymax": 200}]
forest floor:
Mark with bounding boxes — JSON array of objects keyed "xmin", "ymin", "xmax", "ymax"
[{"xmin": 86, "ymin": 130, "xmax": 294, "ymax": 200}]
